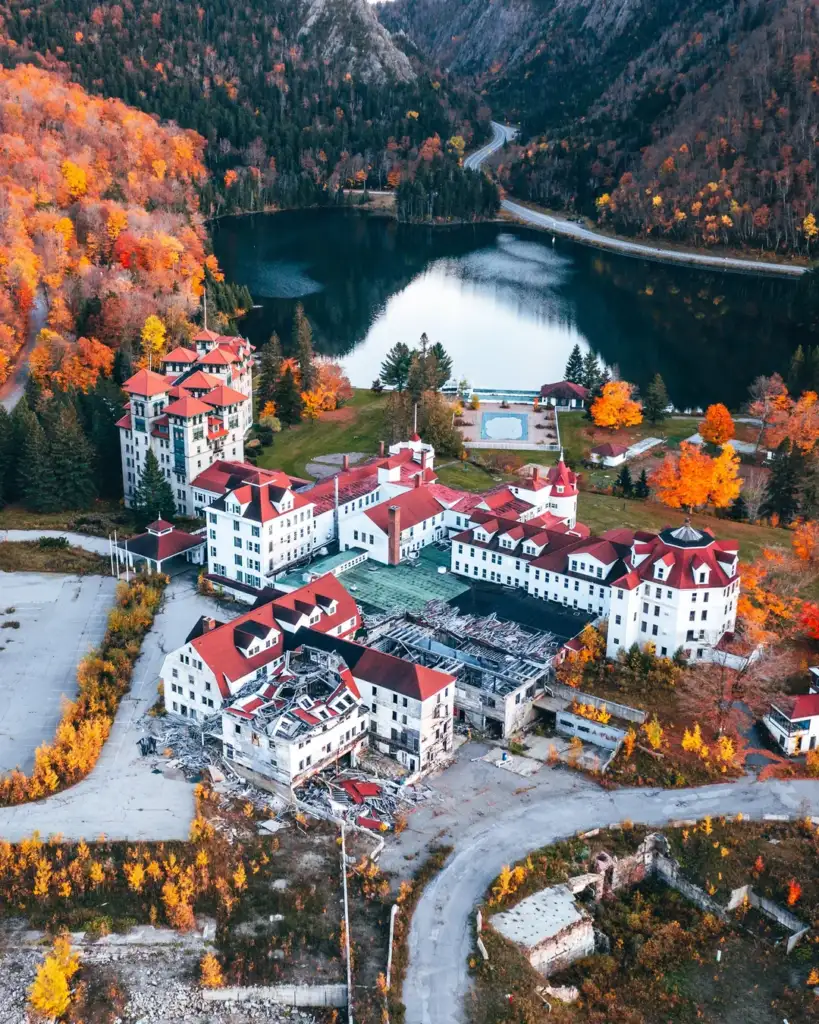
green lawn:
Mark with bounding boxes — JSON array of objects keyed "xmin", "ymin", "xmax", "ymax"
[
  {"xmin": 557, "ymin": 410, "xmax": 701, "ymax": 466},
  {"xmin": 255, "ymin": 390, "xmax": 388, "ymax": 479},
  {"xmin": 435, "ymin": 460, "xmax": 500, "ymax": 491}
]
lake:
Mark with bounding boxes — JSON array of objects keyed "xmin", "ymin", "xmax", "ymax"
[{"xmin": 211, "ymin": 209, "xmax": 812, "ymax": 408}]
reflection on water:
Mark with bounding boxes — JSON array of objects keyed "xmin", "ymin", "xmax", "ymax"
[{"xmin": 212, "ymin": 209, "xmax": 808, "ymax": 407}]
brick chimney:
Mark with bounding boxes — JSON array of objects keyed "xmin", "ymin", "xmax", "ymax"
[
  {"xmin": 203, "ymin": 616, "xmax": 217, "ymax": 632},
  {"xmin": 414, "ymin": 473, "xmax": 423, "ymax": 488},
  {"xmin": 532, "ymin": 466, "xmax": 540, "ymax": 486},
  {"xmin": 420, "ymin": 449, "xmax": 428, "ymax": 471},
  {"xmin": 379, "ymin": 440, "xmax": 385, "ymax": 457},
  {"xmin": 342, "ymin": 454, "xmax": 350, "ymax": 472},
  {"xmin": 387, "ymin": 505, "xmax": 401, "ymax": 565}
]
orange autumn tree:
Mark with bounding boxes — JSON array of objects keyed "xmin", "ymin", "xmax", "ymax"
[
  {"xmin": 0, "ymin": 64, "xmax": 212, "ymax": 387},
  {"xmin": 737, "ymin": 548, "xmax": 801, "ymax": 644},
  {"xmin": 792, "ymin": 519, "xmax": 819, "ymax": 562},
  {"xmin": 29, "ymin": 330, "xmax": 114, "ymax": 394},
  {"xmin": 590, "ymin": 380, "xmax": 643, "ymax": 430},
  {"xmin": 699, "ymin": 403, "xmax": 735, "ymax": 446},
  {"xmin": 651, "ymin": 442, "xmax": 742, "ymax": 511},
  {"xmin": 763, "ymin": 390, "xmax": 819, "ymax": 453}
]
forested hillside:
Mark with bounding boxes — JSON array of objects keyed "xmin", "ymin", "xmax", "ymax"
[
  {"xmin": 383, "ymin": 0, "xmax": 819, "ymax": 256},
  {"xmin": 0, "ymin": 63, "xmax": 211, "ymax": 386},
  {"xmin": 0, "ymin": 0, "xmax": 493, "ymax": 219}
]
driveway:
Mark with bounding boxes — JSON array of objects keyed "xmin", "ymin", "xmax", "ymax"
[
  {"xmin": 0, "ymin": 572, "xmax": 117, "ymax": 773},
  {"xmin": 0, "ymin": 574, "xmax": 219, "ymax": 841},
  {"xmin": 401, "ymin": 742, "xmax": 819, "ymax": 1024}
]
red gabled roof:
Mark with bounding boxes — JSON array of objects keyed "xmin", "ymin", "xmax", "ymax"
[
  {"xmin": 774, "ymin": 693, "xmax": 819, "ymax": 721},
  {"xmin": 271, "ymin": 574, "xmax": 359, "ymax": 637},
  {"xmin": 591, "ymin": 442, "xmax": 629, "ymax": 457},
  {"xmin": 202, "ymin": 384, "xmax": 249, "ymax": 407},
  {"xmin": 364, "ymin": 487, "xmax": 445, "ymax": 532},
  {"xmin": 192, "ymin": 328, "xmax": 221, "ymax": 343},
  {"xmin": 546, "ymin": 459, "xmax": 578, "ymax": 495},
  {"xmin": 192, "ymin": 461, "xmax": 297, "ymax": 497},
  {"xmin": 164, "ymin": 395, "xmax": 213, "ymax": 418},
  {"xmin": 200, "ymin": 347, "xmax": 236, "ymax": 365},
  {"xmin": 181, "ymin": 370, "xmax": 224, "ymax": 391},
  {"xmin": 162, "ymin": 346, "xmax": 198, "ymax": 363},
  {"xmin": 540, "ymin": 380, "xmax": 589, "ymax": 399},
  {"xmin": 352, "ymin": 646, "xmax": 453, "ymax": 700},
  {"xmin": 122, "ymin": 368, "xmax": 169, "ymax": 398},
  {"xmin": 190, "ymin": 604, "xmax": 284, "ymax": 698},
  {"xmin": 116, "ymin": 413, "xmax": 132, "ymax": 429}
]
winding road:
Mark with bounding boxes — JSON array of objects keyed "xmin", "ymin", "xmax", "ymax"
[
  {"xmin": 471, "ymin": 121, "xmax": 807, "ymax": 277},
  {"xmin": 404, "ymin": 773, "xmax": 819, "ymax": 1023}
]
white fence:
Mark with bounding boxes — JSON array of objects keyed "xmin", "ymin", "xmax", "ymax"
[{"xmin": 204, "ymin": 984, "xmax": 348, "ymax": 1007}]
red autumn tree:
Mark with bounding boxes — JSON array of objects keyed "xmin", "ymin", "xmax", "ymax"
[{"xmin": 699, "ymin": 403, "xmax": 734, "ymax": 446}]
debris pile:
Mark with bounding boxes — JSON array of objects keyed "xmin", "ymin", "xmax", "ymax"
[
  {"xmin": 421, "ymin": 601, "xmax": 559, "ymax": 662},
  {"xmin": 297, "ymin": 767, "xmax": 435, "ymax": 831}
]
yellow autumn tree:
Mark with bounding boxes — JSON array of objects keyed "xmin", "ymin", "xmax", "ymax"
[
  {"xmin": 140, "ymin": 314, "xmax": 167, "ymax": 365},
  {"xmin": 28, "ymin": 934, "xmax": 79, "ymax": 1019},
  {"xmin": 200, "ymin": 952, "xmax": 224, "ymax": 989}
]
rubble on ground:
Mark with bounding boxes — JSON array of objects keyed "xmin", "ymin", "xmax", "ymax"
[{"xmin": 296, "ymin": 764, "xmax": 435, "ymax": 831}]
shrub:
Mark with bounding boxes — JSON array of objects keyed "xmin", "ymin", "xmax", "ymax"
[{"xmin": 38, "ymin": 536, "xmax": 69, "ymax": 550}]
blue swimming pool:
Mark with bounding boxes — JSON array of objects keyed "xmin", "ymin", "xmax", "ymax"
[{"xmin": 480, "ymin": 411, "xmax": 529, "ymax": 442}]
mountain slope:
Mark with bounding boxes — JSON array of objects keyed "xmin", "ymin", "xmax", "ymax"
[
  {"xmin": 382, "ymin": 0, "xmax": 819, "ymax": 256},
  {"xmin": 0, "ymin": 0, "xmax": 490, "ymax": 216}
]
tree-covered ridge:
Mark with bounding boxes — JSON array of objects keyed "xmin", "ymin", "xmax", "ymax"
[
  {"xmin": 0, "ymin": 0, "xmax": 492, "ymax": 216},
  {"xmin": 499, "ymin": 0, "xmax": 819, "ymax": 255},
  {"xmin": 0, "ymin": 62, "xmax": 212, "ymax": 385}
]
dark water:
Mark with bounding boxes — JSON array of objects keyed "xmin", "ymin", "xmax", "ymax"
[{"xmin": 212, "ymin": 209, "xmax": 812, "ymax": 408}]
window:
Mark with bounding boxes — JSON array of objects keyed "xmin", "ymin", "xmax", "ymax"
[
  {"xmin": 615, "ymin": 614, "xmax": 622, "ymax": 625},
  {"xmin": 640, "ymin": 621, "xmax": 647, "ymax": 633},
  {"xmin": 234, "ymin": 724, "xmax": 242, "ymax": 735},
  {"xmin": 701, "ymin": 610, "xmax": 708, "ymax": 621},
  {"xmin": 233, "ymin": 521, "xmax": 240, "ymax": 532},
  {"xmin": 652, "ymin": 624, "xmax": 658, "ymax": 636},
  {"xmin": 690, "ymin": 610, "xmax": 696, "ymax": 621}
]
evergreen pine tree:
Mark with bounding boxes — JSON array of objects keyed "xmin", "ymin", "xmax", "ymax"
[
  {"xmin": 787, "ymin": 345, "xmax": 805, "ymax": 393},
  {"xmin": 634, "ymin": 468, "xmax": 650, "ymax": 499},
  {"xmin": 86, "ymin": 378, "xmax": 125, "ymax": 499},
  {"xmin": 8, "ymin": 397, "xmax": 39, "ymax": 506},
  {"xmin": 294, "ymin": 304, "xmax": 316, "ymax": 392},
  {"xmin": 428, "ymin": 341, "xmax": 453, "ymax": 390},
  {"xmin": 729, "ymin": 494, "xmax": 748, "ymax": 521},
  {"xmin": 798, "ymin": 450, "xmax": 819, "ymax": 519},
  {"xmin": 0, "ymin": 405, "xmax": 10, "ymax": 507},
  {"xmin": 380, "ymin": 342, "xmax": 412, "ymax": 391},
  {"xmin": 49, "ymin": 406, "xmax": 97, "ymax": 510},
  {"xmin": 274, "ymin": 365, "xmax": 304, "ymax": 425},
  {"xmin": 258, "ymin": 333, "xmax": 283, "ymax": 410},
  {"xmin": 112, "ymin": 348, "xmax": 133, "ymax": 386},
  {"xmin": 615, "ymin": 464, "xmax": 633, "ymax": 497},
  {"xmin": 643, "ymin": 373, "xmax": 669, "ymax": 423},
  {"xmin": 132, "ymin": 450, "xmax": 176, "ymax": 529},
  {"xmin": 581, "ymin": 351, "xmax": 602, "ymax": 391},
  {"xmin": 761, "ymin": 440, "xmax": 804, "ymax": 524},
  {"xmin": 18, "ymin": 414, "xmax": 57, "ymax": 512},
  {"xmin": 809, "ymin": 346, "xmax": 819, "ymax": 392},
  {"xmin": 564, "ymin": 343, "xmax": 583, "ymax": 384}
]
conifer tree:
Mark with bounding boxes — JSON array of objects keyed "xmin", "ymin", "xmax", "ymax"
[
  {"xmin": 0, "ymin": 404, "xmax": 10, "ymax": 507},
  {"xmin": 787, "ymin": 345, "xmax": 805, "ymax": 393},
  {"xmin": 50, "ymin": 406, "xmax": 97, "ymax": 509},
  {"xmin": 257, "ymin": 333, "xmax": 283, "ymax": 411},
  {"xmin": 761, "ymin": 440, "xmax": 804, "ymax": 524},
  {"xmin": 380, "ymin": 342, "xmax": 412, "ymax": 391},
  {"xmin": 729, "ymin": 494, "xmax": 748, "ymax": 521},
  {"xmin": 294, "ymin": 304, "xmax": 316, "ymax": 392},
  {"xmin": 18, "ymin": 414, "xmax": 56, "ymax": 512},
  {"xmin": 581, "ymin": 351, "xmax": 602, "ymax": 391},
  {"xmin": 132, "ymin": 449, "xmax": 176, "ymax": 529},
  {"xmin": 634, "ymin": 468, "xmax": 650, "ymax": 499},
  {"xmin": 274, "ymin": 365, "xmax": 304, "ymax": 425},
  {"xmin": 615, "ymin": 464, "xmax": 633, "ymax": 497},
  {"xmin": 7, "ymin": 397, "xmax": 38, "ymax": 505},
  {"xmin": 564, "ymin": 343, "xmax": 584, "ymax": 384},
  {"xmin": 643, "ymin": 373, "xmax": 669, "ymax": 423},
  {"xmin": 428, "ymin": 341, "xmax": 453, "ymax": 390}
]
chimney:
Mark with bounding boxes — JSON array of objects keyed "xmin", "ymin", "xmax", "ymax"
[
  {"xmin": 420, "ymin": 449, "xmax": 428, "ymax": 471},
  {"xmin": 414, "ymin": 473, "xmax": 423, "ymax": 489},
  {"xmin": 342, "ymin": 454, "xmax": 350, "ymax": 472},
  {"xmin": 532, "ymin": 466, "xmax": 540, "ymax": 486},
  {"xmin": 387, "ymin": 505, "xmax": 401, "ymax": 565},
  {"xmin": 379, "ymin": 440, "xmax": 385, "ymax": 457},
  {"xmin": 203, "ymin": 616, "xmax": 217, "ymax": 632}
]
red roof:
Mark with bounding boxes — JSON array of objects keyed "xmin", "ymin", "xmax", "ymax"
[
  {"xmin": 540, "ymin": 380, "xmax": 589, "ymax": 400},
  {"xmin": 192, "ymin": 461, "xmax": 297, "ymax": 497},
  {"xmin": 774, "ymin": 693, "xmax": 819, "ymax": 721},
  {"xmin": 478, "ymin": 486, "xmax": 533, "ymax": 518},
  {"xmin": 591, "ymin": 442, "xmax": 629, "ymax": 457},
  {"xmin": 123, "ymin": 526, "xmax": 205, "ymax": 564},
  {"xmin": 181, "ymin": 370, "xmax": 224, "ymax": 391},
  {"xmin": 202, "ymin": 384, "xmax": 249, "ymax": 407},
  {"xmin": 115, "ymin": 413, "xmax": 132, "ymax": 429},
  {"xmin": 164, "ymin": 395, "xmax": 212, "ymax": 418},
  {"xmin": 271, "ymin": 574, "xmax": 360, "ymax": 638},
  {"xmin": 190, "ymin": 605, "xmax": 284, "ymax": 698},
  {"xmin": 122, "ymin": 368, "xmax": 169, "ymax": 398},
  {"xmin": 193, "ymin": 328, "xmax": 221, "ymax": 343},
  {"xmin": 546, "ymin": 459, "xmax": 578, "ymax": 496},
  {"xmin": 162, "ymin": 346, "xmax": 198, "ymax": 363},
  {"xmin": 352, "ymin": 646, "xmax": 452, "ymax": 700},
  {"xmin": 200, "ymin": 347, "xmax": 236, "ymax": 365},
  {"xmin": 146, "ymin": 518, "xmax": 174, "ymax": 533},
  {"xmin": 341, "ymin": 780, "xmax": 382, "ymax": 804},
  {"xmin": 364, "ymin": 487, "xmax": 445, "ymax": 533}
]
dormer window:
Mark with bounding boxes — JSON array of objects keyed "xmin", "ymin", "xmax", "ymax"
[
  {"xmin": 699, "ymin": 572, "xmax": 706, "ymax": 583},
  {"xmin": 556, "ymin": 485, "xmax": 564, "ymax": 494}
]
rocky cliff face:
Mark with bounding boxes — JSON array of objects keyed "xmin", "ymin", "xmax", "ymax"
[{"xmin": 301, "ymin": 0, "xmax": 416, "ymax": 83}]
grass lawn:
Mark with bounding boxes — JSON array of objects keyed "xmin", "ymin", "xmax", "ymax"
[
  {"xmin": 255, "ymin": 389, "xmax": 388, "ymax": 479},
  {"xmin": 0, "ymin": 501, "xmax": 134, "ymax": 537},
  {"xmin": 435, "ymin": 459, "xmax": 500, "ymax": 490},
  {"xmin": 558, "ymin": 410, "xmax": 701, "ymax": 466},
  {"xmin": 0, "ymin": 540, "xmax": 110, "ymax": 575}
]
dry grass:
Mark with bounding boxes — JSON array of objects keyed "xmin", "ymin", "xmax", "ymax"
[{"xmin": 0, "ymin": 540, "xmax": 109, "ymax": 575}]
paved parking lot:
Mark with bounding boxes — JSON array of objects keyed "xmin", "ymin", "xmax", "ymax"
[{"xmin": 0, "ymin": 572, "xmax": 117, "ymax": 773}]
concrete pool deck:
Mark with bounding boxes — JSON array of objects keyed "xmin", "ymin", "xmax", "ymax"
[{"xmin": 457, "ymin": 406, "xmax": 561, "ymax": 452}]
